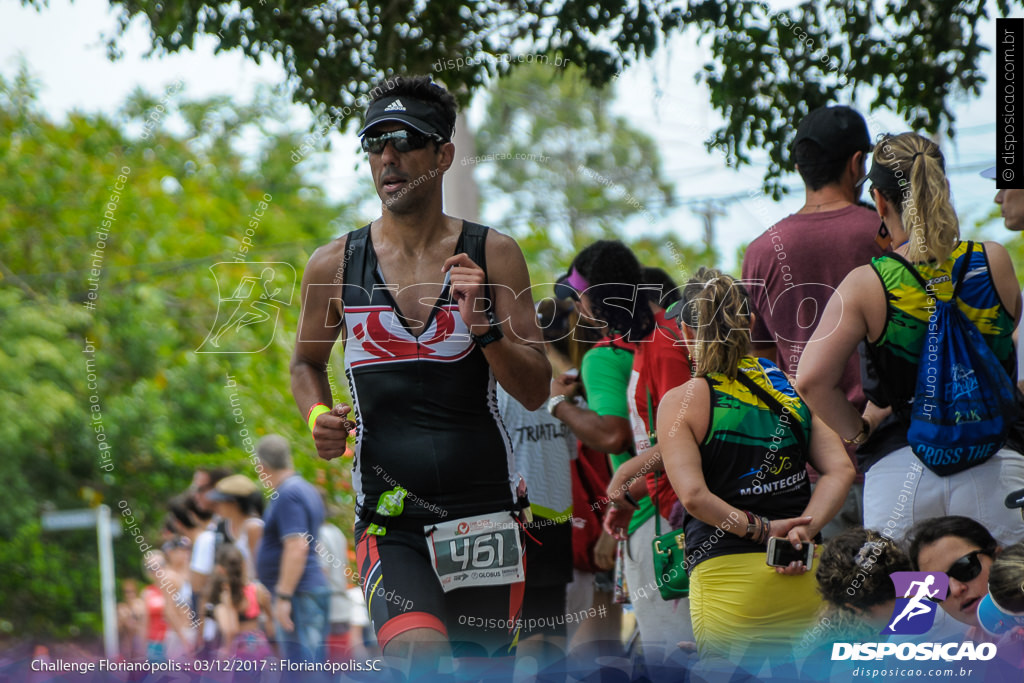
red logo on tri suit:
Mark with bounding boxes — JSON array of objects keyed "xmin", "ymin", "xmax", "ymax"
[{"xmin": 346, "ymin": 306, "xmax": 473, "ymax": 367}]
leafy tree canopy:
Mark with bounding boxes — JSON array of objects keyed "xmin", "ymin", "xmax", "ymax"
[
  {"xmin": 476, "ymin": 64, "xmax": 675, "ymax": 247},
  {"xmin": 474, "ymin": 63, "xmax": 705, "ymax": 284},
  {"xmin": 21, "ymin": 0, "xmax": 1015, "ymax": 195}
]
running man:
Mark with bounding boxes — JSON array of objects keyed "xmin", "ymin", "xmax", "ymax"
[
  {"xmin": 888, "ymin": 575, "xmax": 940, "ymax": 631},
  {"xmin": 289, "ymin": 76, "xmax": 550, "ymax": 675}
]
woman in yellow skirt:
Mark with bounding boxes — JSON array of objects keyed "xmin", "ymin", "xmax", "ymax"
[{"xmin": 657, "ymin": 267, "xmax": 855, "ymax": 663}]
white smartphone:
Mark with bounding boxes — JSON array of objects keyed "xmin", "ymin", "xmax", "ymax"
[{"xmin": 766, "ymin": 537, "xmax": 814, "ymax": 570}]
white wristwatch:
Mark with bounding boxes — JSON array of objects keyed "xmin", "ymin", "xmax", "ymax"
[{"xmin": 547, "ymin": 394, "xmax": 569, "ymax": 417}]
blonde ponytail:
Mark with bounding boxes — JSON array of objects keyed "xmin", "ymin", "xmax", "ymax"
[
  {"xmin": 871, "ymin": 133, "xmax": 958, "ymax": 263},
  {"xmin": 679, "ymin": 267, "xmax": 751, "ymax": 380}
]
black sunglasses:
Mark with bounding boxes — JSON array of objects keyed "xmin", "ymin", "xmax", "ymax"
[
  {"xmin": 946, "ymin": 549, "xmax": 988, "ymax": 584},
  {"xmin": 361, "ymin": 129, "xmax": 439, "ymax": 154}
]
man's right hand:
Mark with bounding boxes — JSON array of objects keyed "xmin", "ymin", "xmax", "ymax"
[
  {"xmin": 593, "ymin": 531, "xmax": 617, "ymax": 571},
  {"xmin": 602, "ymin": 505, "xmax": 635, "ymax": 541},
  {"xmin": 550, "ymin": 372, "xmax": 581, "ymax": 399},
  {"xmin": 311, "ymin": 403, "xmax": 356, "ymax": 461}
]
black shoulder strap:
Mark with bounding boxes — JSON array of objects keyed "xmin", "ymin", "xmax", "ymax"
[
  {"xmin": 342, "ymin": 224, "xmax": 371, "ymax": 286},
  {"xmin": 951, "ymin": 241, "xmax": 974, "ymax": 300},
  {"xmin": 734, "ymin": 369, "xmax": 808, "ymax": 454},
  {"xmin": 459, "ymin": 221, "xmax": 494, "ymax": 314},
  {"xmin": 460, "ymin": 221, "xmax": 489, "ymax": 272}
]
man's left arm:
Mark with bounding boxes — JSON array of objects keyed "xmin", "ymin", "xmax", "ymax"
[
  {"xmin": 445, "ymin": 231, "xmax": 550, "ymax": 410},
  {"xmin": 273, "ymin": 534, "xmax": 311, "ymax": 631}
]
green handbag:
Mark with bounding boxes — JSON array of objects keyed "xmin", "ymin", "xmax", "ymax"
[{"xmin": 651, "ymin": 472, "xmax": 689, "ymax": 600}]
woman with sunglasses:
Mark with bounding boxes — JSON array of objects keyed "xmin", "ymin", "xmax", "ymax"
[
  {"xmin": 907, "ymin": 515, "xmax": 1001, "ymax": 640},
  {"xmin": 657, "ymin": 267, "xmax": 854, "ymax": 663},
  {"xmin": 797, "ymin": 132, "xmax": 1024, "ymax": 546}
]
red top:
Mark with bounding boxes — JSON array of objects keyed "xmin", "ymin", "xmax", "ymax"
[
  {"xmin": 628, "ymin": 310, "xmax": 691, "ymax": 521},
  {"xmin": 238, "ymin": 583, "xmax": 261, "ymax": 621},
  {"xmin": 143, "ymin": 585, "xmax": 167, "ymax": 642}
]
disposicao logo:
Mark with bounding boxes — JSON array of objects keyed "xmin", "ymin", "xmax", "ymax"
[
  {"xmin": 831, "ymin": 571, "xmax": 997, "ymax": 662},
  {"xmin": 882, "ymin": 571, "xmax": 948, "ymax": 635}
]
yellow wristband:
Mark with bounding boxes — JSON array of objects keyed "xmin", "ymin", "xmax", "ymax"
[{"xmin": 306, "ymin": 403, "xmax": 330, "ymax": 434}]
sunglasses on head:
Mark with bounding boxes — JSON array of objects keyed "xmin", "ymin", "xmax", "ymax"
[
  {"xmin": 361, "ymin": 128, "xmax": 439, "ymax": 154},
  {"xmin": 554, "ymin": 280, "xmax": 579, "ymax": 301}
]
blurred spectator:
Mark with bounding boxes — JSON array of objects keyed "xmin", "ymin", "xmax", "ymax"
[
  {"xmin": 985, "ymin": 540, "xmax": 1024, "ymax": 670},
  {"xmin": 140, "ymin": 553, "xmax": 170, "ymax": 663},
  {"xmin": 799, "ymin": 528, "xmax": 912, "ymax": 676},
  {"xmin": 799, "ymin": 133, "xmax": 1024, "ymax": 546},
  {"xmin": 566, "ymin": 440, "xmax": 622, "ymax": 655},
  {"xmin": 987, "ymin": 163, "xmax": 1024, "ymax": 232},
  {"xmin": 317, "ymin": 504, "xmax": 370, "ymax": 662},
  {"xmin": 642, "ymin": 266, "xmax": 681, "ymax": 309},
  {"xmin": 210, "ymin": 544, "xmax": 275, "ymax": 668},
  {"xmin": 168, "ymin": 492, "xmax": 220, "ymax": 654},
  {"xmin": 192, "ymin": 467, "xmax": 232, "ymax": 518},
  {"xmin": 208, "ymin": 474, "xmax": 265, "ymax": 580},
  {"xmin": 558, "ymin": 240, "xmax": 694, "ymax": 663},
  {"xmin": 161, "ymin": 535, "xmax": 197, "ymax": 659},
  {"xmin": 116, "ymin": 579, "xmax": 145, "ymax": 661},
  {"xmin": 256, "ymin": 434, "xmax": 329, "ymax": 663},
  {"xmin": 982, "ymin": 165, "xmax": 1024, "ymax": 393},
  {"xmin": 988, "ymin": 540, "xmax": 1024, "ymax": 616},
  {"xmin": 813, "ymin": 527, "xmax": 912, "ymax": 638},
  {"xmin": 497, "ymin": 298, "xmax": 577, "ymax": 665}
]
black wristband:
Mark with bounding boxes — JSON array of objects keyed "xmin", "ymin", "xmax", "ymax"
[
  {"xmin": 622, "ymin": 491, "xmax": 639, "ymax": 508},
  {"xmin": 276, "ymin": 593, "xmax": 292, "ymax": 601},
  {"xmin": 472, "ymin": 324, "xmax": 504, "ymax": 348}
]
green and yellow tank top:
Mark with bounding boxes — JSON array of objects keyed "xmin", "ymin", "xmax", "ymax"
[
  {"xmin": 683, "ymin": 356, "xmax": 813, "ymax": 571},
  {"xmin": 865, "ymin": 241, "xmax": 1017, "ymax": 415}
]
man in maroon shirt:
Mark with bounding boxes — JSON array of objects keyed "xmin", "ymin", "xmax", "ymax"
[{"xmin": 742, "ymin": 105, "xmax": 883, "ymax": 539}]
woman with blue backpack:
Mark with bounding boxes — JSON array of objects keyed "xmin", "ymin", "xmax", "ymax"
[{"xmin": 798, "ymin": 131, "xmax": 1024, "ymax": 546}]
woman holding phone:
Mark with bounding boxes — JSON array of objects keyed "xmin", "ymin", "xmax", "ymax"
[{"xmin": 657, "ymin": 267, "xmax": 854, "ymax": 662}]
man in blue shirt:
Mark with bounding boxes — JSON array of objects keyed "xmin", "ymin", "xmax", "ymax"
[{"xmin": 256, "ymin": 434, "xmax": 329, "ymax": 663}]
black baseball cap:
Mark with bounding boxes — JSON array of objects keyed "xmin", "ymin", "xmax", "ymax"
[
  {"xmin": 793, "ymin": 105, "xmax": 871, "ymax": 162},
  {"xmin": 358, "ymin": 95, "xmax": 452, "ymax": 140}
]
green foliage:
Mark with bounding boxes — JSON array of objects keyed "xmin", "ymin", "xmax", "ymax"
[
  {"xmin": 0, "ymin": 63, "xmax": 360, "ymax": 641},
  {"xmin": 84, "ymin": 0, "xmax": 681, "ymax": 113},
  {"xmin": 475, "ymin": 64, "xmax": 705, "ymax": 287},
  {"xmin": 476, "ymin": 64, "xmax": 675, "ymax": 248},
  {"xmin": 19, "ymin": 0, "xmax": 1017, "ymax": 195},
  {"xmin": 3, "ymin": 522, "xmax": 103, "ymax": 639},
  {"xmin": 686, "ymin": 0, "xmax": 1004, "ymax": 197}
]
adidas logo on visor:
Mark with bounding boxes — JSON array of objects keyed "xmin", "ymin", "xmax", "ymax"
[{"xmin": 384, "ymin": 99, "xmax": 406, "ymax": 112}]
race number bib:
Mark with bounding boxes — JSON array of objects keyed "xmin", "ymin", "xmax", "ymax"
[{"xmin": 425, "ymin": 511, "xmax": 524, "ymax": 592}]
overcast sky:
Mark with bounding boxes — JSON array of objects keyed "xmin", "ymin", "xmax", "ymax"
[{"xmin": 1, "ymin": 0, "xmax": 1013, "ymax": 271}]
